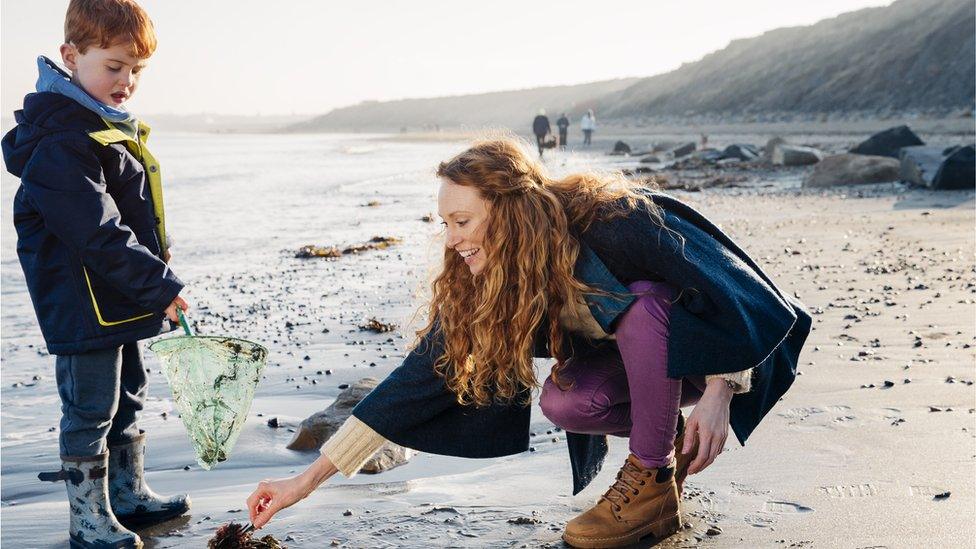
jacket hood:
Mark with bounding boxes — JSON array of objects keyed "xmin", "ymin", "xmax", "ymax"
[
  {"xmin": 2, "ymin": 90, "xmax": 104, "ymax": 177},
  {"xmin": 35, "ymin": 56, "xmax": 134, "ymax": 123}
]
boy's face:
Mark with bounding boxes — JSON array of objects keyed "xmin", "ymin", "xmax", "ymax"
[{"xmin": 60, "ymin": 42, "xmax": 148, "ymax": 108}]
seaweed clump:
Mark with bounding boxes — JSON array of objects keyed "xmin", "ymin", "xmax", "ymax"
[
  {"xmin": 296, "ymin": 236, "xmax": 401, "ymax": 259},
  {"xmin": 359, "ymin": 318, "xmax": 397, "ymax": 333},
  {"xmin": 208, "ymin": 522, "xmax": 285, "ymax": 549}
]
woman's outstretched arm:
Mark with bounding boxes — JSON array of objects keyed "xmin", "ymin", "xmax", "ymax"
[
  {"xmin": 247, "ymin": 453, "xmax": 338, "ymax": 528},
  {"xmin": 246, "ymin": 417, "xmax": 388, "ymax": 527}
]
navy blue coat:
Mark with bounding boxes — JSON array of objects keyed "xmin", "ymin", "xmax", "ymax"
[
  {"xmin": 351, "ymin": 192, "xmax": 811, "ymax": 494},
  {"xmin": 2, "ymin": 92, "xmax": 182, "ymax": 354}
]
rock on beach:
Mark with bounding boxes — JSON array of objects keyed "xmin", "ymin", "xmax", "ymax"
[
  {"xmin": 772, "ymin": 145, "xmax": 823, "ymax": 166},
  {"xmin": 802, "ymin": 154, "xmax": 900, "ymax": 188},
  {"xmin": 850, "ymin": 125, "xmax": 925, "ymax": 158},
  {"xmin": 287, "ymin": 378, "xmax": 411, "ymax": 473}
]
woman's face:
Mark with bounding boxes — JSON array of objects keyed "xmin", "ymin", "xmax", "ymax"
[{"xmin": 438, "ymin": 178, "xmax": 490, "ymax": 276}]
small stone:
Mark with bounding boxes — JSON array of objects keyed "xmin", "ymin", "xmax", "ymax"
[
  {"xmin": 267, "ymin": 417, "xmax": 280, "ymax": 428},
  {"xmin": 343, "ymin": 509, "xmax": 353, "ymax": 516},
  {"xmin": 883, "ymin": 380, "xmax": 895, "ymax": 388},
  {"xmin": 706, "ymin": 526, "xmax": 723, "ymax": 536},
  {"xmin": 933, "ymin": 491, "xmax": 951, "ymax": 500},
  {"xmin": 338, "ymin": 383, "xmax": 350, "ymax": 390}
]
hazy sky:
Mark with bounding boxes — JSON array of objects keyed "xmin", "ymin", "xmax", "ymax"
[{"xmin": 2, "ymin": 0, "xmax": 893, "ymax": 116}]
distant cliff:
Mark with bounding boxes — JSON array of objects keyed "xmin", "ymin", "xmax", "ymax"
[{"xmin": 290, "ymin": 0, "xmax": 975, "ymax": 132}]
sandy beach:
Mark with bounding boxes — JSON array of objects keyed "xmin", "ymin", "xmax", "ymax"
[{"xmin": 1, "ymin": 127, "xmax": 973, "ymax": 548}]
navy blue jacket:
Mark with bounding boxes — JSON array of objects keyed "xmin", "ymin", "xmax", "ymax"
[
  {"xmin": 351, "ymin": 192, "xmax": 811, "ymax": 494},
  {"xmin": 2, "ymin": 92, "xmax": 182, "ymax": 354}
]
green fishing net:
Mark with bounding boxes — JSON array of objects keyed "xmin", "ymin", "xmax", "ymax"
[{"xmin": 149, "ymin": 335, "xmax": 268, "ymax": 469}]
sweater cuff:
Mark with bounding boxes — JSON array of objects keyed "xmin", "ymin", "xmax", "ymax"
[
  {"xmin": 321, "ymin": 416, "xmax": 387, "ymax": 478},
  {"xmin": 705, "ymin": 368, "xmax": 753, "ymax": 394}
]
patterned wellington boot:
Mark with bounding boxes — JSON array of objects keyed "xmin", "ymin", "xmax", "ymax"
[
  {"xmin": 562, "ymin": 455, "xmax": 681, "ymax": 548},
  {"xmin": 108, "ymin": 434, "xmax": 191, "ymax": 529},
  {"xmin": 39, "ymin": 454, "xmax": 142, "ymax": 548},
  {"xmin": 673, "ymin": 413, "xmax": 699, "ymax": 495}
]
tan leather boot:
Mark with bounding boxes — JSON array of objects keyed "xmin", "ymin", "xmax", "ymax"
[
  {"xmin": 674, "ymin": 413, "xmax": 699, "ymax": 494},
  {"xmin": 562, "ymin": 455, "xmax": 681, "ymax": 548}
]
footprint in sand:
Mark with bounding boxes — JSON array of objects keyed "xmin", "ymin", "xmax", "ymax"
[
  {"xmin": 909, "ymin": 485, "xmax": 950, "ymax": 497},
  {"xmin": 819, "ymin": 484, "xmax": 880, "ymax": 498},
  {"xmin": 763, "ymin": 501, "xmax": 814, "ymax": 514},
  {"xmin": 743, "ymin": 512, "xmax": 776, "ymax": 529}
]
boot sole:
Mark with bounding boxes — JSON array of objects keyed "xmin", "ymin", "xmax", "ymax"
[
  {"xmin": 70, "ymin": 534, "xmax": 143, "ymax": 549},
  {"xmin": 116, "ymin": 504, "xmax": 190, "ymax": 530},
  {"xmin": 562, "ymin": 512, "xmax": 682, "ymax": 548}
]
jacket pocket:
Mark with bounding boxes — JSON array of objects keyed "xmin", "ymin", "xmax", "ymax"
[{"xmin": 81, "ymin": 265, "xmax": 155, "ymax": 327}]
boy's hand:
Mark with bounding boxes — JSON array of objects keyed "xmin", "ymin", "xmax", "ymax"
[
  {"xmin": 163, "ymin": 250, "xmax": 172, "ymax": 263},
  {"xmin": 164, "ymin": 296, "xmax": 189, "ymax": 323}
]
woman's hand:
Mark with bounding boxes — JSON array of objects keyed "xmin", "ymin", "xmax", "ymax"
[
  {"xmin": 682, "ymin": 378, "xmax": 733, "ymax": 475},
  {"xmin": 246, "ymin": 455, "xmax": 337, "ymax": 528},
  {"xmin": 246, "ymin": 475, "xmax": 313, "ymax": 528}
]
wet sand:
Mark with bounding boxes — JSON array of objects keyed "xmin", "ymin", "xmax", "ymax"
[{"xmin": 1, "ymin": 132, "xmax": 974, "ymax": 548}]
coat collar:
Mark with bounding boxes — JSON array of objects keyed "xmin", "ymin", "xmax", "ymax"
[{"xmin": 574, "ymin": 242, "xmax": 635, "ymax": 333}]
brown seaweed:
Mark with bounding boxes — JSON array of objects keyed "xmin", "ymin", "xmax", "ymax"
[
  {"xmin": 359, "ymin": 318, "xmax": 397, "ymax": 333},
  {"xmin": 296, "ymin": 236, "xmax": 401, "ymax": 259},
  {"xmin": 208, "ymin": 522, "xmax": 285, "ymax": 549}
]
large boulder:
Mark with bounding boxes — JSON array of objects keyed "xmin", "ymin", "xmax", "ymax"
[
  {"xmin": 610, "ymin": 141, "xmax": 632, "ymax": 155},
  {"xmin": 671, "ymin": 142, "xmax": 696, "ymax": 158},
  {"xmin": 287, "ymin": 377, "xmax": 412, "ymax": 473},
  {"xmin": 900, "ymin": 145, "xmax": 975, "ymax": 189},
  {"xmin": 802, "ymin": 154, "xmax": 900, "ymax": 188},
  {"xmin": 900, "ymin": 146, "xmax": 947, "ymax": 188},
  {"xmin": 721, "ymin": 144, "xmax": 759, "ymax": 161},
  {"xmin": 772, "ymin": 145, "xmax": 823, "ymax": 166},
  {"xmin": 934, "ymin": 145, "xmax": 975, "ymax": 189},
  {"xmin": 850, "ymin": 125, "xmax": 925, "ymax": 158}
]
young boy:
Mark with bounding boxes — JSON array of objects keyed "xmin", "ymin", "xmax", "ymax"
[{"xmin": 2, "ymin": 1, "xmax": 190, "ymax": 547}]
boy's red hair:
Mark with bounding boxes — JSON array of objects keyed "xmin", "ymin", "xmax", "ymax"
[{"xmin": 64, "ymin": 0, "xmax": 157, "ymax": 58}]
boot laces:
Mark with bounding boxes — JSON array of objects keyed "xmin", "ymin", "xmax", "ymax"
[{"xmin": 599, "ymin": 460, "xmax": 648, "ymax": 511}]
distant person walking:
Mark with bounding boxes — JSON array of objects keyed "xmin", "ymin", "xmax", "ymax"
[
  {"xmin": 556, "ymin": 113, "xmax": 570, "ymax": 149},
  {"xmin": 581, "ymin": 109, "xmax": 596, "ymax": 146},
  {"xmin": 533, "ymin": 109, "xmax": 552, "ymax": 157}
]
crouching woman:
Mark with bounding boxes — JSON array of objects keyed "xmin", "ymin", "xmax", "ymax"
[{"xmin": 246, "ymin": 139, "xmax": 811, "ymax": 548}]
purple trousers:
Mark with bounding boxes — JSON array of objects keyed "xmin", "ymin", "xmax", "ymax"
[{"xmin": 540, "ymin": 281, "xmax": 706, "ymax": 469}]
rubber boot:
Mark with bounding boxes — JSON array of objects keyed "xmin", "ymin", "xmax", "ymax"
[
  {"xmin": 39, "ymin": 454, "xmax": 143, "ymax": 549},
  {"xmin": 562, "ymin": 455, "xmax": 681, "ymax": 548},
  {"xmin": 108, "ymin": 433, "xmax": 191, "ymax": 529},
  {"xmin": 673, "ymin": 413, "xmax": 698, "ymax": 494}
]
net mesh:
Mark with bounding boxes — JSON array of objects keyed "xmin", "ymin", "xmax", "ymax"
[{"xmin": 150, "ymin": 336, "xmax": 268, "ymax": 470}]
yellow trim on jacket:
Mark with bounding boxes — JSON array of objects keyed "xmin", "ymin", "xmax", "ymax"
[
  {"xmin": 83, "ymin": 121, "xmax": 166, "ymax": 327},
  {"xmin": 87, "ymin": 121, "xmax": 168, "ymax": 257},
  {"xmin": 81, "ymin": 266, "xmax": 154, "ymax": 327}
]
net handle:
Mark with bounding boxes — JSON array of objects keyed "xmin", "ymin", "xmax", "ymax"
[{"xmin": 176, "ymin": 307, "xmax": 194, "ymax": 336}]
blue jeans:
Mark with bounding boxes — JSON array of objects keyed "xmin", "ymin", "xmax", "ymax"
[{"xmin": 55, "ymin": 343, "xmax": 147, "ymax": 457}]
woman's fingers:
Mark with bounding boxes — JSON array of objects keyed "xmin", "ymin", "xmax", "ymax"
[
  {"xmin": 699, "ymin": 432, "xmax": 727, "ymax": 473},
  {"xmin": 682, "ymin": 417, "xmax": 698, "ymax": 455},
  {"xmin": 247, "ymin": 481, "xmax": 275, "ymax": 525},
  {"xmin": 688, "ymin": 430, "xmax": 712, "ymax": 475},
  {"xmin": 253, "ymin": 497, "xmax": 283, "ymax": 529}
]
